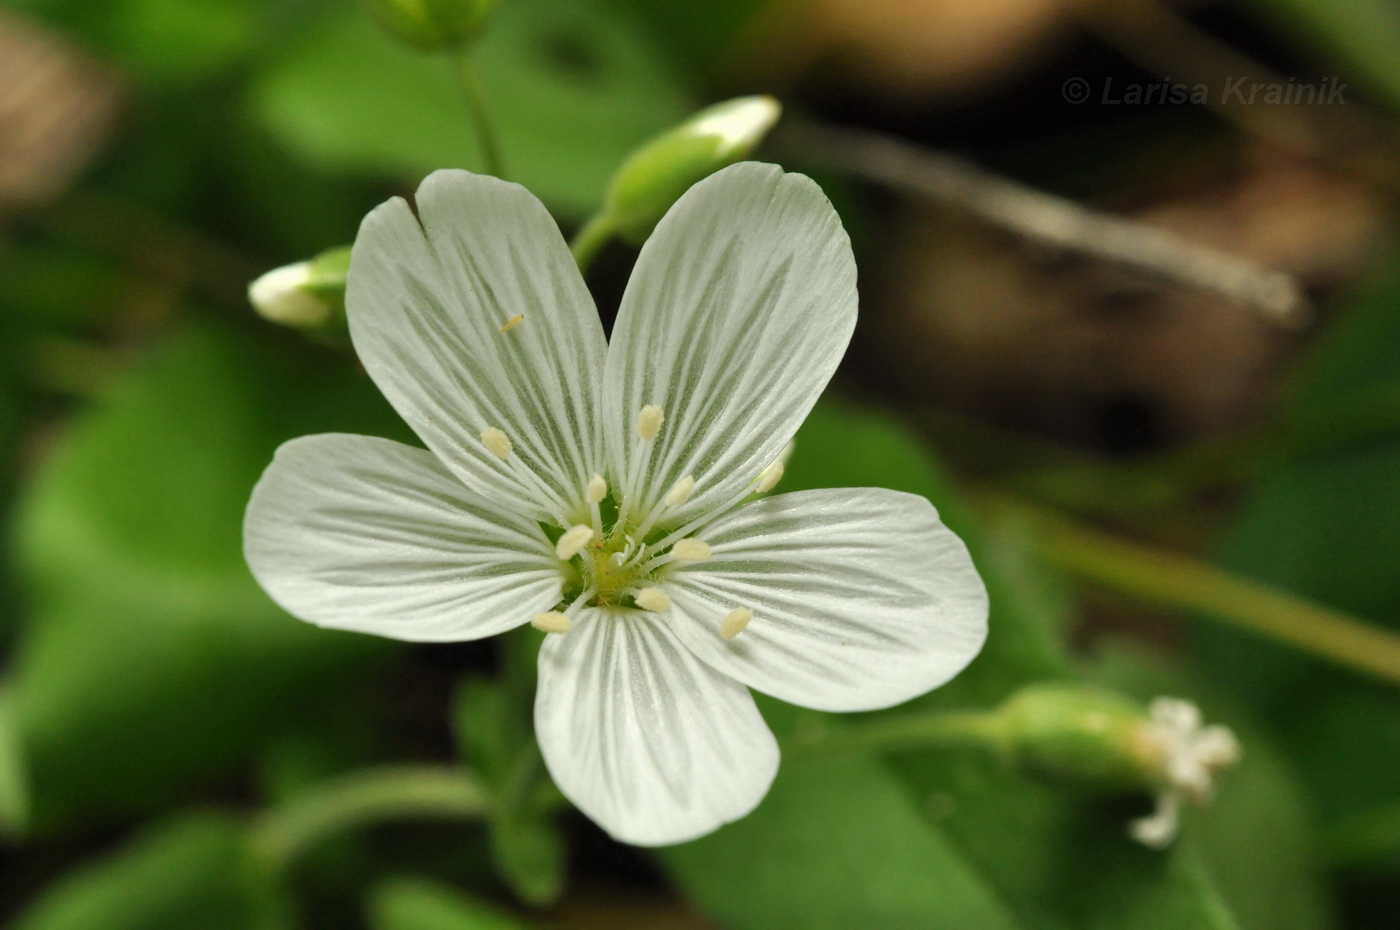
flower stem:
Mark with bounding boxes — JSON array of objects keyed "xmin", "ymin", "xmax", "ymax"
[
  {"xmin": 248, "ymin": 764, "xmax": 490, "ymax": 875},
  {"xmin": 570, "ymin": 213, "xmax": 614, "ymax": 274},
  {"xmin": 1023, "ymin": 502, "xmax": 1400, "ymax": 687},
  {"xmin": 783, "ymin": 710, "xmax": 1006, "ymax": 759},
  {"xmin": 451, "ymin": 50, "xmax": 506, "ymax": 178}
]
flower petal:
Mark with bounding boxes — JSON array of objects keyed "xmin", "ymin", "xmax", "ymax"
[
  {"xmin": 535, "ymin": 608, "xmax": 779, "ymax": 846},
  {"xmin": 245, "ymin": 434, "xmax": 561, "ymax": 642},
  {"xmin": 664, "ymin": 488, "xmax": 987, "ymax": 711},
  {"xmin": 602, "ymin": 162, "xmax": 857, "ymax": 527},
  {"xmin": 347, "ymin": 169, "xmax": 607, "ymax": 522}
]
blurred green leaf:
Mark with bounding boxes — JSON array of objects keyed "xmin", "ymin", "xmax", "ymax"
[
  {"xmin": 368, "ymin": 877, "xmax": 530, "ymax": 930},
  {"xmin": 255, "ymin": 0, "xmax": 692, "ymax": 219},
  {"xmin": 663, "ymin": 754, "xmax": 1024, "ymax": 930},
  {"xmin": 12, "ymin": 0, "xmax": 261, "ymax": 86},
  {"xmin": 10, "ymin": 812, "xmax": 286, "ymax": 930},
  {"xmin": 1248, "ymin": 0, "xmax": 1400, "ymax": 109},
  {"xmin": 452, "ymin": 677, "xmax": 564, "ymax": 906},
  {"xmin": 6, "ymin": 320, "xmax": 410, "ymax": 829},
  {"xmin": 1203, "ymin": 255, "xmax": 1400, "ymax": 848}
]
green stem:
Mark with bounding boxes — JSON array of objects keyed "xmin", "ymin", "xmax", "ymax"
[
  {"xmin": 783, "ymin": 710, "xmax": 1006, "ymax": 759},
  {"xmin": 1025, "ymin": 503, "xmax": 1400, "ymax": 687},
  {"xmin": 570, "ymin": 212, "xmax": 614, "ymax": 274},
  {"xmin": 249, "ymin": 765, "xmax": 490, "ymax": 875},
  {"xmin": 452, "ymin": 50, "xmax": 506, "ymax": 178}
]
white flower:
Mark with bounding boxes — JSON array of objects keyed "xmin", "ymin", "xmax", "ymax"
[
  {"xmin": 1129, "ymin": 697, "xmax": 1242, "ymax": 849},
  {"xmin": 244, "ymin": 163, "xmax": 988, "ymax": 846}
]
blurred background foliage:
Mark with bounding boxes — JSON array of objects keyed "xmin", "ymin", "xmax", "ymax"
[{"xmin": 1, "ymin": 0, "xmax": 1400, "ymax": 926}]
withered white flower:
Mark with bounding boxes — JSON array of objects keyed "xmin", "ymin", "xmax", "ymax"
[{"xmin": 244, "ymin": 163, "xmax": 988, "ymax": 846}]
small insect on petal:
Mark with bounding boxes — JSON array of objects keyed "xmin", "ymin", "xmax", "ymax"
[
  {"xmin": 671, "ymin": 538, "xmax": 711, "ymax": 562},
  {"xmin": 720, "ymin": 607, "xmax": 753, "ymax": 640},
  {"xmin": 664, "ymin": 474, "xmax": 696, "ymax": 506},
  {"xmin": 635, "ymin": 587, "xmax": 671, "ymax": 612},
  {"xmin": 532, "ymin": 611, "xmax": 572, "ymax": 634},
  {"xmin": 480, "ymin": 427, "xmax": 512, "ymax": 459},
  {"xmin": 498, "ymin": 313, "xmax": 525, "ymax": 334},
  {"xmin": 556, "ymin": 525, "xmax": 594, "ymax": 560},
  {"xmin": 637, "ymin": 404, "xmax": 664, "ymax": 441},
  {"xmin": 586, "ymin": 473, "xmax": 608, "ymax": 503}
]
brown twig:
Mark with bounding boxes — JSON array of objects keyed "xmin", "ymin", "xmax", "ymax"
[{"xmin": 780, "ymin": 119, "xmax": 1311, "ymax": 327}]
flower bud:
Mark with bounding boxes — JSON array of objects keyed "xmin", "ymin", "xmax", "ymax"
[
  {"xmin": 248, "ymin": 245, "xmax": 351, "ymax": 336},
  {"xmin": 365, "ymin": 0, "xmax": 498, "ymax": 50},
  {"xmin": 603, "ymin": 95, "xmax": 781, "ymax": 243},
  {"xmin": 999, "ymin": 684, "xmax": 1162, "ymax": 790},
  {"xmin": 995, "ymin": 684, "xmax": 1241, "ymax": 848}
]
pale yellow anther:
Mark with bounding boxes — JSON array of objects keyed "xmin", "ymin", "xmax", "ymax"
[
  {"xmin": 531, "ymin": 611, "xmax": 572, "ymax": 634},
  {"xmin": 637, "ymin": 404, "xmax": 664, "ymax": 441},
  {"xmin": 586, "ymin": 473, "xmax": 608, "ymax": 504},
  {"xmin": 480, "ymin": 427, "xmax": 512, "ymax": 459},
  {"xmin": 664, "ymin": 474, "xmax": 696, "ymax": 506},
  {"xmin": 720, "ymin": 607, "xmax": 753, "ymax": 640},
  {"xmin": 635, "ymin": 587, "xmax": 671, "ymax": 612},
  {"xmin": 671, "ymin": 538, "xmax": 712, "ymax": 562},
  {"xmin": 756, "ymin": 460, "xmax": 785, "ymax": 493},
  {"xmin": 555, "ymin": 525, "xmax": 594, "ymax": 560},
  {"xmin": 756, "ymin": 443, "xmax": 793, "ymax": 493},
  {"xmin": 498, "ymin": 313, "xmax": 525, "ymax": 334}
]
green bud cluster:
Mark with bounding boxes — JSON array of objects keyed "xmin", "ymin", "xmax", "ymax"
[{"xmin": 365, "ymin": 0, "xmax": 498, "ymax": 50}]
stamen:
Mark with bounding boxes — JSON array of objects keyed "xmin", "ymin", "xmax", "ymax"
[
  {"xmin": 635, "ymin": 587, "xmax": 671, "ymax": 612},
  {"xmin": 555, "ymin": 525, "xmax": 594, "ymax": 560},
  {"xmin": 531, "ymin": 611, "xmax": 572, "ymax": 634},
  {"xmin": 498, "ymin": 313, "xmax": 525, "ymax": 334},
  {"xmin": 586, "ymin": 473, "xmax": 608, "ymax": 503},
  {"xmin": 671, "ymin": 539, "xmax": 711, "ymax": 562},
  {"xmin": 756, "ymin": 442, "xmax": 794, "ymax": 493},
  {"xmin": 480, "ymin": 427, "xmax": 512, "ymax": 459},
  {"xmin": 637, "ymin": 404, "xmax": 664, "ymax": 441},
  {"xmin": 664, "ymin": 474, "xmax": 696, "ymax": 506},
  {"xmin": 720, "ymin": 607, "xmax": 753, "ymax": 640}
]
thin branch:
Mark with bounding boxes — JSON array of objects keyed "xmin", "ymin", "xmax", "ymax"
[
  {"xmin": 1009, "ymin": 499, "xmax": 1400, "ymax": 687},
  {"xmin": 779, "ymin": 120, "xmax": 1311, "ymax": 328}
]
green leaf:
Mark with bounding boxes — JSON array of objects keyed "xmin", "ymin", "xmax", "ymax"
[
  {"xmin": 662, "ymin": 754, "xmax": 1024, "ymax": 930},
  {"xmin": 12, "ymin": 0, "xmax": 261, "ymax": 87},
  {"xmin": 452, "ymin": 676, "xmax": 565, "ymax": 906},
  {"xmin": 368, "ymin": 877, "xmax": 531, "ymax": 930},
  {"xmin": 11, "ymin": 812, "xmax": 286, "ymax": 930},
  {"xmin": 8, "ymin": 321, "xmax": 409, "ymax": 830},
  {"xmin": 1247, "ymin": 0, "xmax": 1400, "ymax": 110},
  {"xmin": 255, "ymin": 0, "xmax": 692, "ymax": 219},
  {"xmin": 1204, "ymin": 255, "xmax": 1400, "ymax": 845}
]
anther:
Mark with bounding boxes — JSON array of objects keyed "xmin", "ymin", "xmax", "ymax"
[
  {"xmin": 531, "ymin": 611, "xmax": 573, "ymax": 634},
  {"xmin": 671, "ymin": 539, "xmax": 711, "ymax": 562},
  {"xmin": 664, "ymin": 474, "xmax": 696, "ymax": 506},
  {"xmin": 480, "ymin": 427, "xmax": 512, "ymax": 459},
  {"xmin": 498, "ymin": 314, "xmax": 525, "ymax": 334},
  {"xmin": 756, "ymin": 460, "xmax": 784, "ymax": 493},
  {"xmin": 586, "ymin": 473, "xmax": 608, "ymax": 503},
  {"xmin": 635, "ymin": 588, "xmax": 671, "ymax": 612},
  {"xmin": 637, "ymin": 404, "xmax": 664, "ymax": 441},
  {"xmin": 555, "ymin": 525, "xmax": 594, "ymax": 560},
  {"xmin": 720, "ymin": 607, "xmax": 753, "ymax": 640}
]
